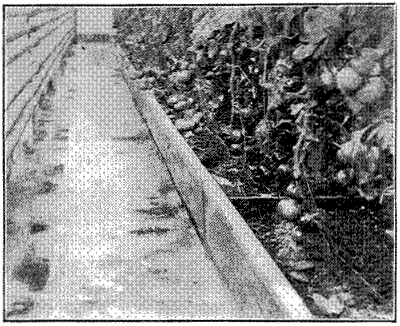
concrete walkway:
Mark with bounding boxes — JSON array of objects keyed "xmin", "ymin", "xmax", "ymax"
[{"xmin": 6, "ymin": 42, "xmax": 244, "ymax": 319}]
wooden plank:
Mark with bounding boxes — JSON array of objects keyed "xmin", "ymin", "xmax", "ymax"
[
  {"xmin": 5, "ymin": 34, "xmax": 30, "ymax": 65},
  {"xmin": 5, "ymin": 54, "xmax": 37, "ymax": 94},
  {"xmin": 5, "ymin": 7, "xmax": 37, "ymax": 18},
  {"xmin": 5, "ymin": 29, "xmax": 74, "ymax": 138},
  {"xmin": 6, "ymin": 10, "xmax": 71, "ymax": 44},
  {"xmin": 4, "ymin": 8, "xmax": 63, "ymax": 42},
  {"xmin": 6, "ymin": 29, "xmax": 73, "ymax": 138},
  {"xmin": 6, "ymin": 31, "xmax": 73, "ymax": 177},
  {"xmin": 6, "ymin": 25, "xmax": 74, "ymax": 110},
  {"xmin": 123, "ymin": 76, "xmax": 313, "ymax": 319},
  {"xmin": 4, "ymin": 16, "xmax": 29, "ymax": 40},
  {"xmin": 6, "ymin": 13, "xmax": 74, "ymax": 65},
  {"xmin": 29, "ymin": 23, "xmax": 73, "ymax": 67},
  {"xmin": 28, "ymin": 8, "xmax": 69, "ymax": 26},
  {"xmin": 5, "ymin": 7, "xmax": 58, "ymax": 18},
  {"xmin": 5, "ymin": 107, "xmax": 35, "ymax": 181}
]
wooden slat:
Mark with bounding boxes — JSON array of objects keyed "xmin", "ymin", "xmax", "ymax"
[
  {"xmin": 4, "ymin": 16, "xmax": 29, "ymax": 40},
  {"xmin": 122, "ymin": 72, "xmax": 313, "ymax": 319},
  {"xmin": 6, "ymin": 29, "xmax": 73, "ymax": 157},
  {"xmin": 7, "ymin": 14, "xmax": 74, "ymax": 66},
  {"xmin": 6, "ymin": 33, "xmax": 73, "ymax": 181},
  {"xmin": 5, "ymin": 7, "xmax": 58, "ymax": 18},
  {"xmin": 6, "ymin": 28, "xmax": 74, "ymax": 138},
  {"xmin": 5, "ymin": 58, "xmax": 37, "ymax": 109},
  {"xmin": 28, "ymin": 8, "xmax": 69, "ymax": 26},
  {"xmin": 6, "ymin": 23, "xmax": 74, "ymax": 110},
  {"xmin": 29, "ymin": 21, "xmax": 74, "ymax": 69},
  {"xmin": 6, "ymin": 10, "xmax": 71, "ymax": 44}
]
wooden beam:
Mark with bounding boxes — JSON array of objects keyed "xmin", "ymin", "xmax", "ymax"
[
  {"xmin": 6, "ymin": 10, "xmax": 70, "ymax": 44},
  {"xmin": 6, "ymin": 28, "xmax": 75, "ymax": 138},
  {"xmin": 122, "ymin": 73, "xmax": 313, "ymax": 319},
  {"xmin": 5, "ymin": 7, "xmax": 58, "ymax": 19},
  {"xmin": 7, "ymin": 14, "xmax": 74, "ymax": 66},
  {"xmin": 6, "ymin": 24, "xmax": 75, "ymax": 111},
  {"xmin": 6, "ymin": 30, "xmax": 74, "ymax": 180}
]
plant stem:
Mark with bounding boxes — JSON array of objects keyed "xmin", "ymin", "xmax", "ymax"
[
  {"xmin": 263, "ymin": 52, "xmax": 268, "ymax": 118},
  {"xmin": 229, "ymin": 23, "xmax": 239, "ymax": 127}
]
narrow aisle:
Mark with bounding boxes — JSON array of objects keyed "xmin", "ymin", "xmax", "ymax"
[{"xmin": 8, "ymin": 42, "xmax": 247, "ymax": 319}]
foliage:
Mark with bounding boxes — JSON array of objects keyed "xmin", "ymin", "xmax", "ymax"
[
  {"xmin": 115, "ymin": 6, "xmax": 393, "ymax": 202},
  {"xmin": 114, "ymin": 6, "xmax": 394, "ymax": 317}
]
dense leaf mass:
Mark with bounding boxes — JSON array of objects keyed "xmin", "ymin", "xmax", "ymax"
[
  {"xmin": 114, "ymin": 6, "xmax": 394, "ymax": 319},
  {"xmin": 114, "ymin": 6, "xmax": 393, "ymax": 200}
]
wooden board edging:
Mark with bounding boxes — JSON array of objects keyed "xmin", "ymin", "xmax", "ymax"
[{"xmin": 123, "ymin": 74, "xmax": 313, "ymax": 320}]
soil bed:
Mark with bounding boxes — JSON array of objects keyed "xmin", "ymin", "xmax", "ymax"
[{"xmin": 231, "ymin": 197, "xmax": 394, "ymax": 319}]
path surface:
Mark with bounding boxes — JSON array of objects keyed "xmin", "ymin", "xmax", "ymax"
[{"xmin": 6, "ymin": 42, "xmax": 245, "ymax": 319}]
